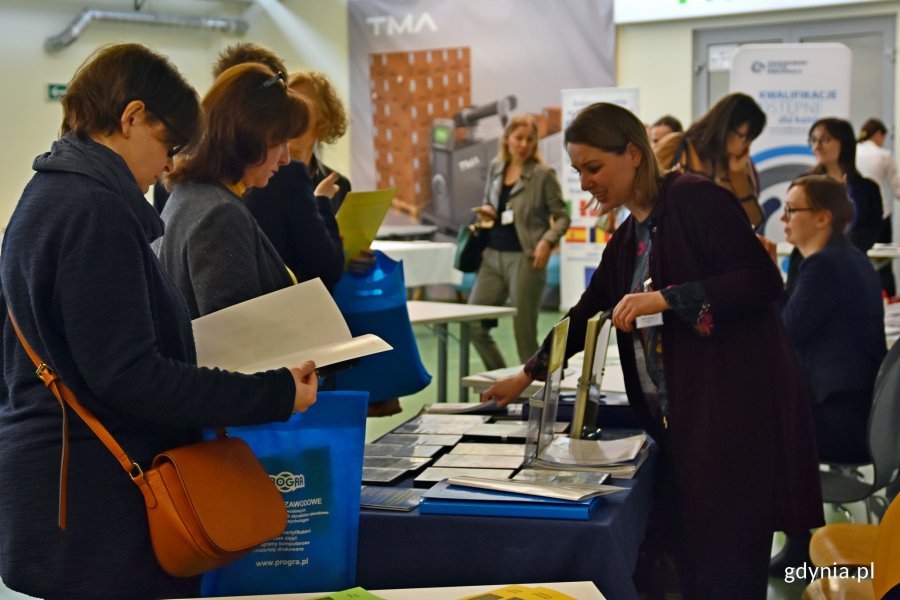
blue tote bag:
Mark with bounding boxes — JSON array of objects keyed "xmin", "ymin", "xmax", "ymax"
[
  {"xmin": 332, "ymin": 250, "xmax": 431, "ymax": 402},
  {"xmin": 201, "ymin": 391, "xmax": 368, "ymax": 596}
]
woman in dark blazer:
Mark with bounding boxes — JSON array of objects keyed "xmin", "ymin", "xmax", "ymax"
[
  {"xmin": 0, "ymin": 44, "xmax": 317, "ymax": 600},
  {"xmin": 483, "ymin": 103, "xmax": 822, "ymax": 600},
  {"xmin": 242, "ymin": 69, "xmax": 350, "ymax": 291},
  {"xmin": 772, "ymin": 174, "xmax": 887, "ymax": 572},
  {"xmin": 468, "ymin": 114, "xmax": 570, "ymax": 369},
  {"xmin": 155, "ymin": 64, "xmax": 307, "ymax": 318},
  {"xmin": 808, "ymin": 117, "xmax": 883, "ymax": 253}
]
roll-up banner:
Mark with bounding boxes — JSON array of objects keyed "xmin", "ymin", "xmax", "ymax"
[
  {"xmin": 731, "ymin": 43, "xmax": 851, "ymax": 241},
  {"xmin": 559, "ymin": 88, "xmax": 639, "ymax": 310}
]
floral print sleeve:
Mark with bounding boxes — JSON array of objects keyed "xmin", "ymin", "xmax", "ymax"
[
  {"xmin": 523, "ymin": 340, "xmax": 551, "ymax": 382},
  {"xmin": 661, "ymin": 281, "xmax": 713, "ymax": 336}
]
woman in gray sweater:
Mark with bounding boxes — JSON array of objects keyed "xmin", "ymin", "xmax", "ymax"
[{"xmin": 155, "ymin": 63, "xmax": 307, "ymax": 318}]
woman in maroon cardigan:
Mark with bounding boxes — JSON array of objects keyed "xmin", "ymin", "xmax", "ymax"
[{"xmin": 484, "ymin": 103, "xmax": 823, "ymax": 599}]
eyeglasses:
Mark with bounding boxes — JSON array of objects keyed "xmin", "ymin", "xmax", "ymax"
[
  {"xmin": 254, "ymin": 71, "xmax": 287, "ymax": 93},
  {"xmin": 808, "ymin": 135, "xmax": 834, "ymax": 147},
  {"xmin": 783, "ymin": 206, "xmax": 815, "ymax": 218},
  {"xmin": 151, "ymin": 112, "xmax": 185, "ymax": 158}
]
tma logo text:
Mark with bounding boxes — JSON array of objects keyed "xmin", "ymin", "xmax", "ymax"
[
  {"xmin": 271, "ymin": 471, "xmax": 305, "ymax": 493},
  {"xmin": 366, "ymin": 13, "xmax": 437, "ymax": 36}
]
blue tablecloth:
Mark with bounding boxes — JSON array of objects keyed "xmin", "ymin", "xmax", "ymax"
[{"xmin": 355, "ymin": 445, "xmax": 657, "ymax": 600}]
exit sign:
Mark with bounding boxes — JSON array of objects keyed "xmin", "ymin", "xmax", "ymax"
[{"xmin": 47, "ymin": 83, "xmax": 67, "ymax": 101}]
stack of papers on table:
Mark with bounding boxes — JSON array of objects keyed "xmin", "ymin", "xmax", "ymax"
[
  {"xmin": 464, "ymin": 420, "xmax": 569, "ymax": 440},
  {"xmin": 534, "ymin": 433, "xmax": 649, "ymax": 479},
  {"xmin": 392, "ymin": 414, "xmax": 491, "ymax": 435},
  {"xmin": 376, "ymin": 433, "xmax": 462, "ymax": 447},
  {"xmin": 433, "ymin": 454, "xmax": 523, "ymax": 470},
  {"xmin": 360, "ymin": 485, "xmax": 425, "ymax": 512},
  {"xmin": 414, "ymin": 466, "xmax": 516, "ymax": 486},
  {"xmin": 364, "ymin": 443, "xmax": 442, "ymax": 458},
  {"xmin": 419, "ymin": 478, "xmax": 603, "ymax": 520}
]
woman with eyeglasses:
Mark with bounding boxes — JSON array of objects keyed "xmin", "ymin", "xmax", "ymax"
[
  {"xmin": 0, "ymin": 44, "xmax": 317, "ymax": 600},
  {"xmin": 155, "ymin": 63, "xmax": 308, "ymax": 318},
  {"xmin": 807, "ymin": 117, "xmax": 883, "ymax": 254},
  {"xmin": 770, "ymin": 175, "xmax": 886, "ymax": 574},
  {"xmin": 483, "ymin": 103, "xmax": 822, "ymax": 599},
  {"xmin": 654, "ymin": 92, "xmax": 767, "ymax": 229}
]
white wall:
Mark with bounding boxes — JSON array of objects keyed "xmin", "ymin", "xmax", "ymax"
[
  {"xmin": 0, "ymin": 0, "xmax": 349, "ymax": 226},
  {"xmin": 616, "ymin": 1, "xmax": 900, "ymax": 150}
]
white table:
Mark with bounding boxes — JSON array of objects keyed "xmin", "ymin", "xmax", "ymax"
[
  {"xmin": 407, "ymin": 301, "xmax": 515, "ymax": 403},
  {"xmin": 196, "ymin": 580, "xmax": 606, "ymax": 599},
  {"xmin": 371, "ymin": 240, "xmax": 462, "ymax": 288},
  {"xmin": 375, "ymin": 224, "xmax": 438, "ymax": 240},
  {"xmin": 868, "ymin": 243, "xmax": 900, "ymax": 273}
]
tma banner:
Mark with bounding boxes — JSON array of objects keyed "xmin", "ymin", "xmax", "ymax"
[
  {"xmin": 731, "ymin": 43, "xmax": 851, "ymax": 240},
  {"xmin": 347, "ymin": 0, "xmax": 614, "ymax": 229}
]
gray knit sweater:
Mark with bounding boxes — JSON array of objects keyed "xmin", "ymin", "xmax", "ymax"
[{"xmin": 155, "ymin": 181, "xmax": 294, "ymax": 318}]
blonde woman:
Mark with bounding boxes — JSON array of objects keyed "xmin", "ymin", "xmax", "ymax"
[{"xmin": 468, "ymin": 114, "xmax": 570, "ymax": 370}]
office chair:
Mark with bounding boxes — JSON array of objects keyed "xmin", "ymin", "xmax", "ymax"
[
  {"xmin": 819, "ymin": 339, "xmax": 900, "ymax": 523},
  {"xmin": 802, "ymin": 491, "xmax": 900, "ymax": 599}
]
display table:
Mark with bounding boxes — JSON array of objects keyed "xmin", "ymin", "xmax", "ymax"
[
  {"xmin": 197, "ymin": 581, "xmax": 606, "ymax": 599},
  {"xmin": 372, "ymin": 240, "xmax": 462, "ymax": 288},
  {"xmin": 407, "ymin": 301, "xmax": 516, "ymax": 403},
  {"xmin": 355, "ymin": 444, "xmax": 657, "ymax": 600}
]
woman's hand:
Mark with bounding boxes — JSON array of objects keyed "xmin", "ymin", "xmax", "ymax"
[
  {"xmin": 289, "ymin": 361, "xmax": 318, "ymax": 413},
  {"xmin": 474, "ymin": 204, "xmax": 496, "ymax": 229},
  {"xmin": 728, "ymin": 152, "xmax": 751, "ymax": 176},
  {"xmin": 531, "ymin": 239, "xmax": 552, "ymax": 270},
  {"xmin": 481, "ymin": 370, "xmax": 533, "ymax": 408},
  {"xmin": 347, "ymin": 248, "xmax": 376, "ymax": 274},
  {"xmin": 314, "ymin": 171, "xmax": 340, "ymax": 199},
  {"xmin": 612, "ymin": 291, "xmax": 668, "ymax": 333}
]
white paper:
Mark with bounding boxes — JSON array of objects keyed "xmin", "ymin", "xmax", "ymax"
[
  {"xmin": 538, "ymin": 433, "xmax": 647, "ymax": 466},
  {"xmin": 446, "ymin": 475, "xmax": 611, "ymax": 502},
  {"xmin": 191, "ymin": 278, "xmax": 392, "ymax": 373}
]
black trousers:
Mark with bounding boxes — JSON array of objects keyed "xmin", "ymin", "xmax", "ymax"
[{"xmin": 812, "ymin": 389, "xmax": 872, "ymax": 464}]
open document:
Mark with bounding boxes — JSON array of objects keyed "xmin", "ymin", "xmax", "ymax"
[
  {"xmin": 336, "ymin": 187, "xmax": 396, "ymax": 267},
  {"xmin": 192, "ymin": 278, "xmax": 392, "ymax": 373}
]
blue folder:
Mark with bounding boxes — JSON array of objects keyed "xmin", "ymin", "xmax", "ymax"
[{"xmin": 418, "ymin": 479, "xmax": 602, "ymax": 521}]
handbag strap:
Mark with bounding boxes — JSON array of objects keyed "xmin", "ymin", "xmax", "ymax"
[
  {"xmin": 7, "ymin": 310, "xmax": 140, "ymax": 529},
  {"xmin": 7, "ymin": 309, "xmax": 226, "ymax": 528}
]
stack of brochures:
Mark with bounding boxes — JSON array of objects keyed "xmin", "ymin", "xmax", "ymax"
[
  {"xmin": 418, "ymin": 476, "xmax": 609, "ymax": 520},
  {"xmin": 533, "ymin": 433, "xmax": 649, "ymax": 479}
]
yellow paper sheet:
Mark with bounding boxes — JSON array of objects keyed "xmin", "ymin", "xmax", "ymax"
[{"xmin": 336, "ymin": 187, "xmax": 397, "ymax": 267}]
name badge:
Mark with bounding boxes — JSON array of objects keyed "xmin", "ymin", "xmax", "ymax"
[
  {"xmin": 636, "ymin": 313, "xmax": 664, "ymax": 328},
  {"xmin": 501, "ymin": 209, "xmax": 514, "ymax": 225}
]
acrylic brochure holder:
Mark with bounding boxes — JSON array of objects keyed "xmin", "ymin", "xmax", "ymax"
[
  {"xmin": 571, "ymin": 310, "xmax": 612, "ymax": 440},
  {"xmin": 523, "ymin": 317, "xmax": 570, "ymax": 467}
]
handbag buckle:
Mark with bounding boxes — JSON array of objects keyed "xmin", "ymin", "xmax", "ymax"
[
  {"xmin": 35, "ymin": 363, "xmax": 58, "ymax": 387},
  {"xmin": 129, "ymin": 462, "xmax": 144, "ymax": 480}
]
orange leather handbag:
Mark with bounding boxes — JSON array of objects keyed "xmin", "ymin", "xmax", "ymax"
[{"xmin": 9, "ymin": 311, "xmax": 287, "ymax": 578}]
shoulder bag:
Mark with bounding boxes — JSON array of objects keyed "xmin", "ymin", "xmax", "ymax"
[
  {"xmin": 8, "ymin": 310, "xmax": 287, "ymax": 578},
  {"xmin": 454, "ymin": 222, "xmax": 490, "ymax": 273}
]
